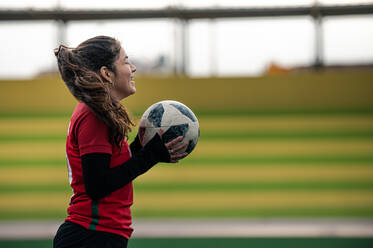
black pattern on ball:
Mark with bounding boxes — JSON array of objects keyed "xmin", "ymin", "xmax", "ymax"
[
  {"xmin": 162, "ymin": 124, "xmax": 189, "ymax": 143},
  {"xmin": 147, "ymin": 103, "xmax": 164, "ymax": 127},
  {"xmin": 170, "ymin": 103, "xmax": 196, "ymax": 122},
  {"xmin": 185, "ymin": 140, "xmax": 196, "ymax": 154}
]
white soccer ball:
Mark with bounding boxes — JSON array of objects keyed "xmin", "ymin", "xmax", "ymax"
[{"xmin": 138, "ymin": 100, "xmax": 200, "ymax": 156}]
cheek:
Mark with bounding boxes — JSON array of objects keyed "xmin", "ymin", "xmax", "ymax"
[
  {"xmin": 116, "ymin": 66, "xmax": 132, "ymax": 83},
  {"xmin": 118, "ymin": 70, "xmax": 129, "ymax": 81},
  {"xmin": 126, "ymin": 67, "xmax": 132, "ymax": 76}
]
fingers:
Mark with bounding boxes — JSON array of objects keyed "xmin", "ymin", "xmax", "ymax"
[
  {"xmin": 172, "ymin": 140, "xmax": 188, "ymax": 153},
  {"xmin": 170, "ymin": 152, "xmax": 188, "ymax": 163},
  {"xmin": 165, "ymin": 137, "xmax": 189, "ymax": 163},
  {"xmin": 169, "ymin": 141, "xmax": 188, "ymax": 163},
  {"xmin": 165, "ymin": 136, "xmax": 183, "ymax": 149},
  {"xmin": 160, "ymin": 135, "xmax": 189, "ymax": 163}
]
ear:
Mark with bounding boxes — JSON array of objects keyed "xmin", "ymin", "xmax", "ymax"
[{"xmin": 99, "ymin": 66, "xmax": 113, "ymax": 82}]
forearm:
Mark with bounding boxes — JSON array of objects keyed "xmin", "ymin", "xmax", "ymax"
[
  {"xmin": 82, "ymin": 134, "xmax": 170, "ymax": 201},
  {"xmin": 129, "ymin": 134, "xmax": 142, "ymax": 155}
]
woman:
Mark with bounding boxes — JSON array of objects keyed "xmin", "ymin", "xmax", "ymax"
[{"xmin": 53, "ymin": 36, "xmax": 187, "ymax": 248}]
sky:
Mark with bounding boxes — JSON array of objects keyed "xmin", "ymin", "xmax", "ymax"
[{"xmin": 0, "ymin": 0, "xmax": 373, "ymax": 78}]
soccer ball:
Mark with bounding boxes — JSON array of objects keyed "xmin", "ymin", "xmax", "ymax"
[{"xmin": 138, "ymin": 100, "xmax": 199, "ymax": 155}]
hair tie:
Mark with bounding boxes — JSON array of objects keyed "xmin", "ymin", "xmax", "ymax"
[
  {"xmin": 54, "ymin": 45, "xmax": 74, "ymax": 57},
  {"xmin": 54, "ymin": 45, "xmax": 62, "ymax": 57}
]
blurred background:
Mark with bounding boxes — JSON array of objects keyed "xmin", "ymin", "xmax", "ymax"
[{"xmin": 0, "ymin": 0, "xmax": 373, "ymax": 247}]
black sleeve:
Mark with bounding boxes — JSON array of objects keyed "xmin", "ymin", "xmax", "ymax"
[
  {"xmin": 82, "ymin": 133, "xmax": 170, "ymax": 201},
  {"xmin": 129, "ymin": 134, "xmax": 142, "ymax": 155}
]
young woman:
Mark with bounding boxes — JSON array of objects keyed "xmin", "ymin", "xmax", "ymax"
[{"xmin": 53, "ymin": 36, "xmax": 187, "ymax": 248}]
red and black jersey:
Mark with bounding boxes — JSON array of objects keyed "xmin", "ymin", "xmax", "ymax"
[{"xmin": 65, "ymin": 102, "xmax": 133, "ymax": 239}]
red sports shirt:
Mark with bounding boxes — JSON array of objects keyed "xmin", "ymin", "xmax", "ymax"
[{"xmin": 65, "ymin": 102, "xmax": 133, "ymax": 239}]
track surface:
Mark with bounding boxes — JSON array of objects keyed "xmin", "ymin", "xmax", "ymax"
[{"xmin": 1, "ymin": 219, "xmax": 373, "ymax": 239}]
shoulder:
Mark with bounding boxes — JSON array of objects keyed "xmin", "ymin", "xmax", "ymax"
[
  {"xmin": 70, "ymin": 102, "xmax": 108, "ymax": 137},
  {"xmin": 72, "ymin": 102, "xmax": 92, "ymax": 120},
  {"xmin": 71, "ymin": 103, "xmax": 112, "ymax": 155},
  {"xmin": 72, "ymin": 103, "xmax": 104, "ymax": 125}
]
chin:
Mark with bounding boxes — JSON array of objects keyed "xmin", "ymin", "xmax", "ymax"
[
  {"xmin": 124, "ymin": 90, "xmax": 136, "ymax": 98},
  {"xmin": 131, "ymin": 87, "xmax": 136, "ymax": 94}
]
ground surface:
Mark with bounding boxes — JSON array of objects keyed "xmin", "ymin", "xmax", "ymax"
[{"xmin": 1, "ymin": 219, "xmax": 373, "ymax": 248}]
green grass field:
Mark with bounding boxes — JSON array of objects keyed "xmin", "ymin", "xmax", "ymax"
[
  {"xmin": 0, "ymin": 110, "xmax": 373, "ymax": 220},
  {"xmin": 1, "ymin": 237, "xmax": 373, "ymax": 248}
]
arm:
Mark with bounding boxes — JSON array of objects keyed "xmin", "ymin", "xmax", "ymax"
[
  {"xmin": 129, "ymin": 134, "xmax": 142, "ymax": 156},
  {"xmin": 82, "ymin": 133, "xmax": 169, "ymax": 201}
]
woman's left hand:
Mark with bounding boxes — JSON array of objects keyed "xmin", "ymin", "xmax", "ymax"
[
  {"xmin": 158, "ymin": 129, "xmax": 188, "ymax": 163},
  {"xmin": 165, "ymin": 136, "xmax": 188, "ymax": 163}
]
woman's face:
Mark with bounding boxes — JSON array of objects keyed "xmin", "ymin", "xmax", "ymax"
[{"xmin": 111, "ymin": 47, "xmax": 137, "ymax": 100}]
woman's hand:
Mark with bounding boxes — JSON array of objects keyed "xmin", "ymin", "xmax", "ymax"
[{"xmin": 158, "ymin": 129, "xmax": 188, "ymax": 163}]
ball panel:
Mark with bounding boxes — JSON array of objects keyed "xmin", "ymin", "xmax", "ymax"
[
  {"xmin": 185, "ymin": 139, "xmax": 196, "ymax": 154},
  {"xmin": 139, "ymin": 126, "xmax": 159, "ymax": 147},
  {"xmin": 138, "ymin": 117, "xmax": 153, "ymax": 128},
  {"xmin": 138, "ymin": 126, "xmax": 146, "ymax": 145},
  {"xmin": 162, "ymin": 124, "xmax": 189, "ymax": 143},
  {"xmin": 161, "ymin": 103, "xmax": 181, "ymax": 127},
  {"xmin": 147, "ymin": 103, "xmax": 164, "ymax": 128},
  {"xmin": 170, "ymin": 103, "xmax": 197, "ymax": 122}
]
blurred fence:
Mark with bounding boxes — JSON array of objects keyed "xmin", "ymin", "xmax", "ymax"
[{"xmin": 1, "ymin": 71, "xmax": 373, "ymax": 113}]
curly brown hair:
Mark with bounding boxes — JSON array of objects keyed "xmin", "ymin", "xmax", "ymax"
[{"xmin": 54, "ymin": 36, "xmax": 134, "ymax": 147}]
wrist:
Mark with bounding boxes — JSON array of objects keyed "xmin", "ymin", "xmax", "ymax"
[{"xmin": 142, "ymin": 133, "xmax": 170, "ymax": 163}]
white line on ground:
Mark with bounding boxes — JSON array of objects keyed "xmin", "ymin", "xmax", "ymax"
[{"xmin": 0, "ymin": 219, "xmax": 373, "ymax": 240}]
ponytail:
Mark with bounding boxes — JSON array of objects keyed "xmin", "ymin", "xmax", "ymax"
[{"xmin": 54, "ymin": 36, "xmax": 134, "ymax": 147}]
